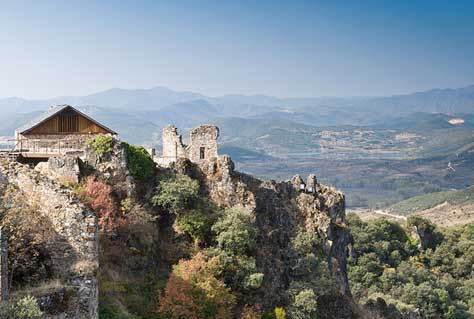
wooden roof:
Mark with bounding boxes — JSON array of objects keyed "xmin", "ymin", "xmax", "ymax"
[{"xmin": 17, "ymin": 105, "xmax": 117, "ymax": 135}]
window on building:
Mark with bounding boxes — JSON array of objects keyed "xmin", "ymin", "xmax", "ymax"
[
  {"xmin": 200, "ymin": 147, "xmax": 205, "ymax": 159},
  {"xmin": 58, "ymin": 114, "xmax": 79, "ymax": 133}
]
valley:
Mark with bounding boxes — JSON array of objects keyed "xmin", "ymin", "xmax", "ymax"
[
  {"xmin": 1, "ymin": 85, "xmax": 474, "ymax": 319},
  {"xmin": 1, "ymin": 86, "xmax": 474, "ymax": 215}
]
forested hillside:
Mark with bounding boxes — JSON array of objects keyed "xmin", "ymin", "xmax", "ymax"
[{"xmin": 347, "ymin": 214, "xmax": 474, "ymax": 318}]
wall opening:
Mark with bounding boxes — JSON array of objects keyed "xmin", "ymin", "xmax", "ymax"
[{"xmin": 200, "ymin": 147, "xmax": 205, "ymax": 159}]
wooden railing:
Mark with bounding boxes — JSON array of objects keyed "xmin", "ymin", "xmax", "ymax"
[{"xmin": 1, "ymin": 139, "xmax": 85, "ymax": 156}]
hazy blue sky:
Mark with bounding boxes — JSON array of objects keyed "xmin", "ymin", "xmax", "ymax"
[{"xmin": 1, "ymin": 0, "xmax": 473, "ymax": 99}]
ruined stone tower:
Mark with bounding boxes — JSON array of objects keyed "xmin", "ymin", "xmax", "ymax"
[
  {"xmin": 155, "ymin": 124, "xmax": 219, "ymax": 167},
  {"xmin": 188, "ymin": 125, "xmax": 219, "ymax": 164},
  {"xmin": 161, "ymin": 125, "xmax": 187, "ymax": 164}
]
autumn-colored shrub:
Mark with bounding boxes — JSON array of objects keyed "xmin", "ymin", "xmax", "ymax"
[
  {"xmin": 240, "ymin": 306, "xmax": 260, "ymax": 319},
  {"xmin": 80, "ymin": 176, "xmax": 122, "ymax": 232},
  {"xmin": 274, "ymin": 307, "xmax": 287, "ymax": 319},
  {"xmin": 158, "ymin": 253, "xmax": 236, "ymax": 319}
]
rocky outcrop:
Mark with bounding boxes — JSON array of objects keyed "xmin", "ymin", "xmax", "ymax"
[
  {"xmin": 35, "ymin": 156, "xmax": 82, "ymax": 184},
  {"xmin": 82, "ymin": 139, "xmax": 137, "ymax": 198},
  {"xmin": 0, "ymin": 159, "xmax": 99, "ymax": 318},
  {"xmin": 0, "ymin": 137, "xmax": 354, "ymax": 318},
  {"xmin": 176, "ymin": 155, "xmax": 354, "ymax": 317}
]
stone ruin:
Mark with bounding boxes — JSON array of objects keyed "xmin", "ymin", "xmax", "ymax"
[{"xmin": 154, "ymin": 125, "xmax": 219, "ymax": 167}]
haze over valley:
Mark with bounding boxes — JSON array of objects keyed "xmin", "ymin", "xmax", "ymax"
[{"xmin": 2, "ymin": 84, "xmax": 474, "ymax": 211}]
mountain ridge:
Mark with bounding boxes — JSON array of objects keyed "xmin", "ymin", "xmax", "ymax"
[{"xmin": 2, "ymin": 83, "xmax": 473, "ymax": 113}]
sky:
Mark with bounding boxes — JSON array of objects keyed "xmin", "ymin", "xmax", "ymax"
[{"xmin": 0, "ymin": 0, "xmax": 473, "ymax": 99}]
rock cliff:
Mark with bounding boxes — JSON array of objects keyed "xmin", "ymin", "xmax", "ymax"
[
  {"xmin": 0, "ymin": 138, "xmax": 356, "ymax": 318},
  {"xmin": 0, "ymin": 159, "xmax": 99, "ymax": 318},
  {"xmin": 175, "ymin": 155, "xmax": 354, "ymax": 317}
]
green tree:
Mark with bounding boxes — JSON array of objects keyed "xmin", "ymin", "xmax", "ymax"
[
  {"xmin": 291, "ymin": 289, "xmax": 318, "ymax": 319},
  {"xmin": 212, "ymin": 206, "xmax": 258, "ymax": 255},
  {"xmin": 87, "ymin": 134, "xmax": 114, "ymax": 156},
  {"xmin": 177, "ymin": 209, "xmax": 215, "ymax": 244},
  {"xmin": 124, "ymin": 143, "xmax": 155, "ymax": 182},
  {"xmin": 2, "ymin": 295, "xmax": 44, "ymax": 319},
  {"xmin": 151, "ymin": 174, "xmax": 199, "ymax": 214}
]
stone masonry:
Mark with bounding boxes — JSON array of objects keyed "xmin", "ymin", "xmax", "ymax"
[
  {"xmin": 154, "ymin": 124, "xmax": 219, "ymax": 167},
  {"xmin": 0, "ymin": 159, "xmax": 99, "ymax": 318}
]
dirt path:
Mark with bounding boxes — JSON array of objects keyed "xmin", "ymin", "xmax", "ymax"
[
  {"xmin": 349, "ymin": 208, "xmax": 407, "ymax": 222},
  {"xmin": 372, "ymin": 210, "xmax": 407, "ymax": 221}
]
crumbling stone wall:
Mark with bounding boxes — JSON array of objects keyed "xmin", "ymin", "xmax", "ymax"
[
  {"xmin": 188, "ymin": 125, "xmax": 219, "ymax": 163},
  {"xmin": 0, "ymin": 160, "xmax": 99, "ymax": 318},
  {"xmin": 155, "ymin": 125, "xmax": 188, "ymax": 167},
  {"xmin": 154, "ymin": 124, "xmax": 219, "ymax": 167}
]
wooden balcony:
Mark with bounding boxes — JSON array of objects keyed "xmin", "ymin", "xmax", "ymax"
[{"xmin": 0, "ymin": 139, "xmax": 85, "ymax": 159}]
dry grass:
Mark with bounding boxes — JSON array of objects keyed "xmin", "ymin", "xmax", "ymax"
[
  {"xmin": 10, "ymin": 279, "xmax": 69, "ymax": 298},
  {"xmin": 414, "ymin": 202, "xmax": 474, "ymax": 227},
  {"xmin": 71, "ymin": 259, "xmax": 99, "ymax": 276}
]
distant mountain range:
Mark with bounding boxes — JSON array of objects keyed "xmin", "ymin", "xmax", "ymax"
[
  {"xmin": 1, "ymin": 84, "xmax": 474, "ymax": 210},
  {"xmin": 0, "ymin": 84, "xmax": 473, "ymax": 145}
]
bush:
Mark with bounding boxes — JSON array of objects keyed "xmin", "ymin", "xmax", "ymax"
[
  {"xmin": 274, "ymin": 307, "xmax": 287, "ymax": 319},
  {"xmin": 291, "ymin": 289, "xmax": 317, "ymax": 319},
  {"xmin": 158, "ymin": 253, "xmax": 236, "ymax": 319},
  {"xmin": 217, "ymin": 253, "xmax": 260, "ymax": 290},
  {"xmin": 244, "ymin": 272, "xmax": 264, "ymax": 289},
  {"xmin": 177, "ymin": 209, "xmax": 214, "ymax": 244},
  {"xmin": 80, "ymin": 176, "xmax": 122, "ymax": 232},
  {"xmin": 0, "ymin": 295, "xmax": 44, "ymax": 319},
  {"xmin": 212, "ymin": 207, "xmax": 262, "ymax": 291},
  {"xmin": 407, "ymin": 215, "xmax": 443, "ymax": 249},
  {"xmin": 120, "ymin": 198, "xmax": 134, "ymax": 214},
  {"xmin": 98, "ymin": 302, "xmax": 144, "ymax": 319},
  {"xmin": 212, "ymin": 206, "xmax": 258, "ymax": 255},
  {"xmin": 87, "ymin": 134, "xmax": 114, "ymax": 156},
  {"xmin": 240, "ymin": 306, "xmax": 260, "ymax": 319},
  {"xmin": 124, "ymin": 143, "xmax": 155, "ymax": 182},
  {"xmin": 151, "ymin": 175, "xmax": 199, "ymax": 214},
  {"xmin": 291, "ymin": 228, "xmax": 319, "ymax": 255}
]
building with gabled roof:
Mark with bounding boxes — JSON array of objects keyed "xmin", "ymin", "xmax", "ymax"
[{"xmin": 13, "ymin": 105, "xmax": 116, "ymax": 160}]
